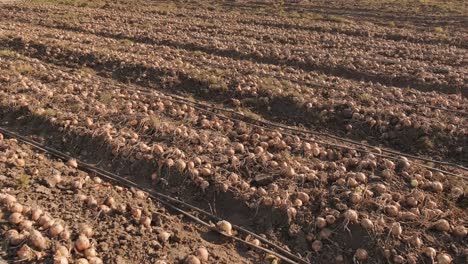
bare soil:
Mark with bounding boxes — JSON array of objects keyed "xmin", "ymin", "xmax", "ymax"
[{"xmin": 0, "ymin": 1, "xmax": 467, "ymax": 264}]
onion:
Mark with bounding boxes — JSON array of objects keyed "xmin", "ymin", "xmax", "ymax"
[
  {"xmin": 426, "ymin": 200, "xmax": 438, "ymax": 209},
  {"xmin": 347, "ymin": 178, "xmax": 358, "ymax": 187},
  {"xmin": 93, "ymin": 177, "xmax": 103, "ymax": 184},
  {"xmin": 54, "ymin": 245, "xmax": 69, "ymax": 257},
  {"xmin": 185, "ymin": 255, "xmax": 201, "ymax": 264},
  {"xmin": 99, "ymin": 204, "xmax": 111, "ymax": 214},
  {"xmin": 399, "ymin": 211, "xmax": 418, "ymax": 221},
  {"xmin": 104, "ymin": 197, "xmax": 116, "ymax": 208},
  {"xmin": 30, "ymin": 230, "xmax": 48, "ymax": 249},
  {"xmin": 349, "ymin": 193, "xmax": 362, "ymax": 204},
  {"xmin": 354, "ymin": 248, "xmax": 368, "ymax": 261},
  {"xmin": 131, "ymin": 207, "xmax": 142, "ymax": 219},
  {"xmin": 450, "ymin": 187, "xmax": 464, "ymax": 198},
  {"xmin": 1, "ymin": 193, "xmax": 17, "ymax": 205},
  {"xmin": 60, "ymin": 228, "xmax": 71, "ymax": 240},
  {"xmin": 216, "ymin": 220, "xmax": 232, "ymax": 236},
  {"xmin": 390, "ymin": 223, "xmax": 402, "ymax": 237},
  {"xmin": 296, "ymin": 192, "xmax": 310, "ymax": 203},
  {"xmin": 293, "ymin": 199, "xmax": 302, "ymax": 207},
  {"xmin": 17, "ymin": 244, "xmax": 33, "ymax": 260},
  {"xmin": 228, "ymin": 173, "xmax": 239, "ymax": 183},
  {"xmin": 78, "ymin": 224, "xmax": 93, "ymax": 238},
  {"xmin": 393, "ymin": 255, "xmax": 405, "ymax": 263},
  {"xmin": 5, "ymin": 229, "xmax": 19, "ymax": 241},
  {"xmin": 432, "ymin": 181, "xmax": 443, "ymax": 192},
  {"xmin": 385, "ymin": 205, "xmax": 399, "ymax": 217},
  {"xmin": 257, "ymin": 187, "xmax": 267, "ymax": 196},
  {"xmin": 360, "ymin": 218, "xmax": 374, "ymax": 230},
  {"xmin": 19, "ymin": 220, "xmax": 33, "ymax": 231},
  {"xmin": 66, "ymin": 158, "xmax": 78, "ymax": 168},
  {"xmin": 326, "ymin": 215, "xmax": 336, "ymax": 224},
  {"xmin": 88, "ymin": 257, "xmax": 103, "ymax": 264},
  {"xmin": 319, "ymin": 228, "xmax": 332, "ymax": 239},
  {"xmin": 38, "ymin": 215, "xmax": 54, "ymax": 229},
  {"xmin": 54, "ymin": 256, "xmax": 68, "ymax": 264},
  {"xmin": 381, "ymin": 169, "xmax": 392, "ymax": 178},
  {"xmin": 250, "ymin": 238, "xmax": 261, "ymax": 247},
  {"xmin": 9, "ymin": 230, "xmax": 26, "ymax": 246},
  {"xmin": 282, "ymin": 166, "xmax": 296, "ymax": 178},
  {"xmin": 158, "ymin": 231, "xmax": 171, "ymax": 243},
  {"xmin": 263, "ymin": 197, "xmax": 273, "ymax": 206},
  {"xmin": 434, "ymin": 219, "xmax": 450, "ymax": 232},
  {"xmin": 84, "ymin": 247, "xmax": 97, "ymax": 258},
  {"xmin": 355, "ymin": 172, "xmax": 367, "ymax": 182},
  {"xmin": 30, "ymin": 207, "xmax": 43, "ymax": 221},
  {"xmin": 176, "ymin": 159, "xmax": 187, "ymax": 172},
  {"xmin": 72, "ymin": 180, "xmax": 84, "ymax": 189},
  {"xmin": 9, "ymin": 212, "xmax": 24, "ymax": 224},
  {"xmin": 196, "ymin": 247, "xmax": 209, "ymax": 262},
  {"xmin": 50, "ymin": 223, "xmax": 64, "ymax": 237},
  {"xmin": 116, "ymin": 204, "xmax": 127, "ymax": 214},
  {"xmin": 344, "ymin": 209, "xmax": 358, "ymax": 223},
  {"xmin": 140, "ymin": 216, "xmax": 152, "ymax": 227},
  {"xmin": 406, "ymin": 196, "xmax": 418, "ymax": 207},
  {"xmin": 311, "ymin": 240, "xmax": 322, "ymax": 252},
  {"xmin": 424, "ymin": 247, "xmax": 437, "ymax": 258},
  {"xmin": 9, "ymin": 202, "xmax": 23, "ymax": 213},
  {"xmin": 436, "ymin": 253, "xmax": 452, "ymax": 264},
  {"xmin": 48, "ymin": 172, "xmax": 62, "ymax": 187},
  {"xmin": 86, "ymin": 196, "xmax": 98, "ymax": 208},
  {"xmin": 200, "ymin": 168, "xmax": 211, "ymax": 177},
  {"xmin": 287, "ymin": 207, "xmax": 297, "ymax": 222},
  {"xmin": 76, "ymin": 194, "xmax": 87, "ymax": 202},
  {"xmin": 153, "ymin": 144, "xmax": 164, "ymax": 154},
  {"xmin": 200, "ymin": 180, "xmax": 210, "ymax": 191},
  {"xmin": 374, "ymin": 183, "xmax": 387, "ymax": 194},
  {"xmin": 239, "ymin": 181, "xmax": 250, "ymax": 191},
  {"xmin": 452, "ymin": 225, "xmax": 467, "ymax": 237},
  {"xmin": 134, "ymin": 190, "xmax": 146, "ymax": 199},
  {"xmin": 315, "ymin": 217, "xmax": 327, "ymax": 229},
  {"xmin": 20, "ymin": 205, "xmax": 31, "ymax": 216},
  {"xmin": 75, "ymin": 235, "xmax": 90, "ymax": 251},
  {"xmin": 409, "ymin": 236, "xmax": 422, "ymax": 248},
  {"xmin": 75, "ymin": 259, "xmax": 89, "ymax": 264},
  {"xmin": 233, "ymin": 143, "xmax": 245, "ymax": 153}
]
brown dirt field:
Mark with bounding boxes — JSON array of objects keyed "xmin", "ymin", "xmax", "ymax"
[{"xmin": 0, "ymin": 1, "xmax": 467, "ymax": 264}]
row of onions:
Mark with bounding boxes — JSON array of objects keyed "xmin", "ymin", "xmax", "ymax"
[{"xmin": 0, "ymin": 53, "xmax": 465, "ymax": 263}]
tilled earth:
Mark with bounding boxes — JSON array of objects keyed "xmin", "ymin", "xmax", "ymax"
[{"xmin": 0, "ymin": 1, "xmax": 467, "ymax": 264}]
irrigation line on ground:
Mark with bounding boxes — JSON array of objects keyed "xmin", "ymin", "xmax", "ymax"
[{"xmin": 0, "ymin": 126, "xmax": 310, "ymax": 264}]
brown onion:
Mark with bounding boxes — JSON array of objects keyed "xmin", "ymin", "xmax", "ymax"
[
  {"xmin": 434, "ymin": 219, "xmax": 450, "ymax": 232},
  {"xmin": 354, "ymin": 248, "xmax": 368, "ymax": 261},
  {"xmin": 30, "ymin": 230, "xmax": 48, "ymax": 249},
  {"xmin": 75, "ymin": 235, "xmax": 90, "ymax": 251},
  {"xmin": 196, "ymin": 247, "xmax": 209, "ymax": 262}
]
